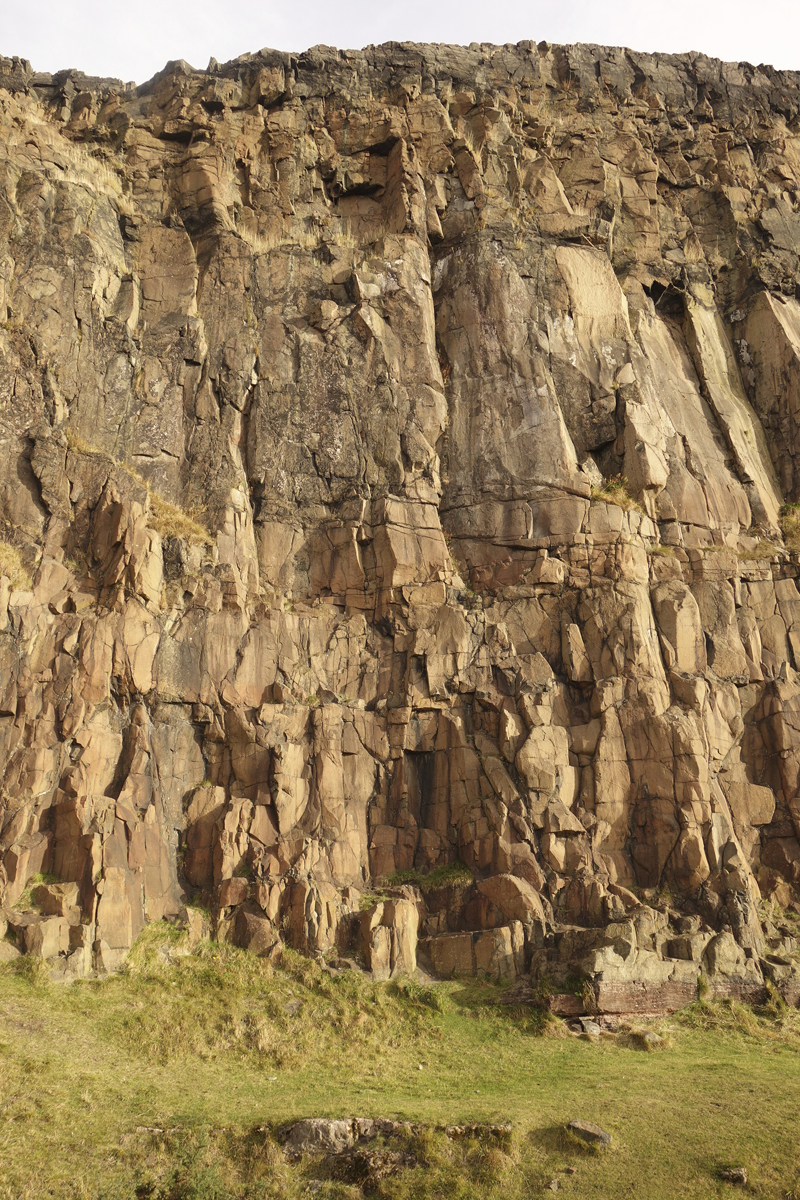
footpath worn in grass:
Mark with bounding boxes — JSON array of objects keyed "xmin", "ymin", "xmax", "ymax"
[{"xmin": 1, "ymin": 926, "xmax": 799, "ymax": 1200}]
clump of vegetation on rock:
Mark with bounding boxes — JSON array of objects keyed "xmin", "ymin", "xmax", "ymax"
[
  {"xmin": 0, "ymin": 539, "xmax": 32, "ymax": 589},
  {"xmin": 779, "ymin": 502, "xmax": 800, "ymax": 552},
  {"xmin": 147, "ymin": 490, "xmax": 213, "ymax": 548},
  {"xmin": 736, "ymin": 539, "xmax": 781, "ymax": 562},
  {"xmin": 590, "ymin": 474, "xmax": 644, "ymax": 513},
  {"xmin": 385, "ymin": 861, "xmax": 474, "ymax": 890}
]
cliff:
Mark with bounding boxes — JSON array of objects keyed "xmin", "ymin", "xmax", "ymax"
[{"xmin": 1, "ymin": 40, "xmax": 800, "ymax": 1009}]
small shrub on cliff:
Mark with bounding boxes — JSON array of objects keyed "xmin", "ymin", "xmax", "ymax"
[
  {"xmin": 0, "ymin": 540, "xmax": 32, "ymax": 590},
  {"xmin": 590, "ymin": 474, "xmax": 643, "ymax": 513}
]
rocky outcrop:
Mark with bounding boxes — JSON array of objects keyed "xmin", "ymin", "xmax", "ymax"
[{"xmin": 1, "ymin": 41, "xmax": 800, "ymax": 1003}]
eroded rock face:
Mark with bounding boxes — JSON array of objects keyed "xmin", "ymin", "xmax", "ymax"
[{"xmin": 1, "ymin": 42, "xmax": 800, "ymax": 996}]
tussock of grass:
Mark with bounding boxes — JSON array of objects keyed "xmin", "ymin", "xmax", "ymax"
[
  {"xmin": 64, "ymin": 434, "xmax": 213, "ymax": 549},
  {"xmin": 736, "ymin": 540, "xmax": 780, "ymax": 562},
  {"xmin": 647, "ymin": 544, "xmax": 676, "ymax": 558},
  {"xmin": 148, "ymin": 491, "xmax": 213, "ymax": 547},
  {"xmin": 675, "ymin": 996, "xmax": 800, "ymax": 1044},
  {"xmin": 385, "ymin": 862, "xmax": 474, "ymax": 891},
  {"xmin": 11, "ymin": 871, "xmax": 58, "ymax": 912},
  {"xmin": 108, "ymin": 928, "xmax": 444, "ymax": 1069},
  {"xmin": 65, "ymin": 427, "xmax": 111, "ymax": 458},
  {"xmin": 237, "ymin": 218, "xmax": 367, "ymax": 255},
  {"xmin": 590, "ymin": 474, "xmax": 644, "ymax": 513},
  {"xmin": 779, "ymin": 504, "xmax": 800, "ymax": 552},
  {"xmin": 47, "ymin": 140, "xmax": 134, "ymax": 214},
  {"xmin": 0, "ymin": 539, "xmax": 32, "ymax": 590}
]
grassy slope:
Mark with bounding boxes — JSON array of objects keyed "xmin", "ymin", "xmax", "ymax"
[{"xmin": 0, "ymin": 927, "xmax": 799, "ymax": 1200}]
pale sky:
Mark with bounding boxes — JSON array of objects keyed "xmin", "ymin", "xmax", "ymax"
[{"xmin": 1, "ymin": 0, "xmax": 798, "ymax": 84}]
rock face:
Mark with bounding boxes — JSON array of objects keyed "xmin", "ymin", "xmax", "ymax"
[{"xmin": 1, "ymin": 41, "xmax": 800, "ymax": 1001}]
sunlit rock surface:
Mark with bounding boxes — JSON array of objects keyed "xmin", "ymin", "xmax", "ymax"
[{"xmin": 1, "ymin": 42, "xmax": 800, "ymax": 1006}]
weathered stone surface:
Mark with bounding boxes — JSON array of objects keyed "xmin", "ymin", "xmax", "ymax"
[
  {"xmin": 0, "ymin": 40, "xmax": 800, "ymax": 993},
  {"xmin": 280, "ymin": 1119, "xmax": 357, "ymax": 1157},
  {"xmin": 567, "ymin": 1120, "xmax": 611, "ymax": 1148}
]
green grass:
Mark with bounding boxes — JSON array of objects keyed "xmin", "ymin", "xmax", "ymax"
[
  {"xmin": 10, "ymin": 871, "xmax": 59, "ymax": 912},
  {"xmin": 1, "ymin": 926, "xmax": 799, "ymax": 1199},
  {"xmin": 384, "ymin": 862, "xmax": 474, "ymax": 890}
]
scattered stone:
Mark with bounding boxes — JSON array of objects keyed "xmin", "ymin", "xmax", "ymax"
[
  {"xmin": 280, "ymin": 1118, "xmax": 357, "ymax": 1157},
  {"xmin": 332, "ymin": 1146, "xmax": 418, "ymax": 1188},
  {"xmin": 547, "ymin": 1179, "xmax": 561, "ymax": 1191},
  {"xmin": 444, "ymin": 1123, "xmax": 512, "ymax": 1142},
  {"xmin": 567, "ymin": 1120, "xmax": 612, "ymax": 1148},
  {"xmin": 279, "ymin": 1117, "xmax": 414, "ymax": 1159},
  {"xmin": 720, "ymin": 1167, "xmax": 748, "ymax": 1186},
  {"xmin": 0, "ymin": 941, "xmax": 21, "ymax": 963}
]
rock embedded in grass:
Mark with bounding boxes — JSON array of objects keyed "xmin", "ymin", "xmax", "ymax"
[
  {"xmin": 720, "ymin": 1167, "xmax": 748, "ymax": 1185},
  {"xmin": 568, "ymin": 1119, "xmax": 612, "ymax": 1147},
  {"xmin": 280, "ymin": 1117, "xmax": 358, "ymax": 1156},
  {"xmin": 279, "ymin": 1116, "xmax": 415, "ymax": 1158}
]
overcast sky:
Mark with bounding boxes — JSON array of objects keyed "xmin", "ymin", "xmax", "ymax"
[{"xmin": 1, "ymin": 0, "xmax": 798, "ymax": 84}]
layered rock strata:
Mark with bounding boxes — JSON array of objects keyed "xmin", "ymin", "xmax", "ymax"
[{"xmin": 1, "ymin": 41, "xmax": 800, "ymax": 1005}]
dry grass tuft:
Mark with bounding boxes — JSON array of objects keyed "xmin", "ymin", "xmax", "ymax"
[
  {"xmin": 64, "ymin": 435, "xmax": 212, "ymax": 549},
  {"xmin": 147, "ymin": 491, "xmax": 213, "ymax": 547},
  {"xmin": 384, "ymin": 861, "xmax": 474, "ymax": 891},
  {"xmin": 65, "ymin": 427, "xmax": 111, "ymax": 458},
  {"xmin": 42, "ymin": 139, "xmax": 134, "ymax": 214},
  {"xmin": 590, "ymin": 474, "xmax": 644, "ymax": 513},
  {"xmin": 736, "ymin": 540, "xmax": 780, "ymax": 562},
  {"xmin": 237, "ymin": 218, "xmax": 364, "ymax": 255},
  {"xmin": 0, "ymin": 539, "xmax": 32, "ymax": 590},
  {"xmin": 780, "ymin": 504, "xmax": 800, "ymax": 552}
]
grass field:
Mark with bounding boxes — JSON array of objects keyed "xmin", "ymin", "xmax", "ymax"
[{"xmin": 1, "ymin": 925, "xmax": 799, "ymax": 1200}]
